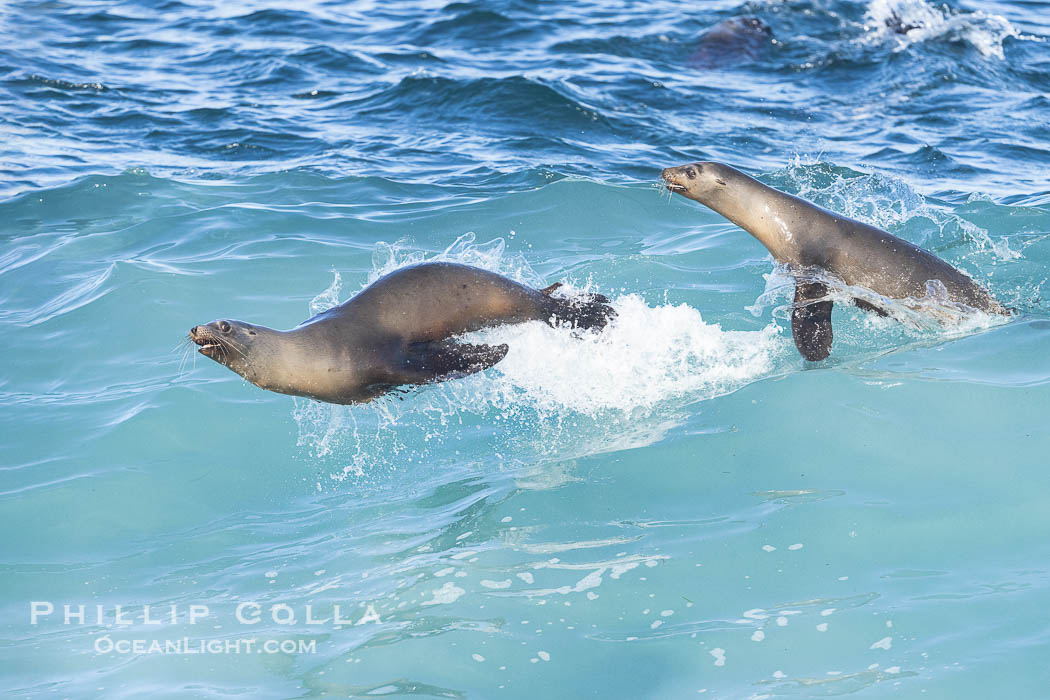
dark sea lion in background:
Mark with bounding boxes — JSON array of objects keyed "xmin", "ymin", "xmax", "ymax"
[
  {"xmin": 885, "ymin": 10, "xmax": 922, "ymax": 35},
  {"xmin": 690, "ymin": 17, "xmax": 773, "ymax": 68},
  {"xmin": 190, "ymin": 262, "xmax": 614, "ymax": 404},
  {"xmin": 662, "ymin": 161, "xmax": 1009, "ymax": 361}
]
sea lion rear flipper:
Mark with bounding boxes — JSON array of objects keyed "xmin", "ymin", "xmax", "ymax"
[
  {"xmin": 853, "ymin": 298, "xmax": 890, "ymax": 317},
  {"xmin": 404, "ymin": 340, "xmax": 509, "ymax": 381},
  {"xmin": 792, "ymin": 280, "xmax": 834, "ymax": 362},
  {"xmin": 545, "ymin": 289, "xmax": 616, "ymax": 331},
  {"xmin": 541, "ymin": 282, "xmax": 563, "ymax": 296}
]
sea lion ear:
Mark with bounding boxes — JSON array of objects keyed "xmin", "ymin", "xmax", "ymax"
[{"xmin": 791, "ymin": 280, "xmax": 834, "ymax": 361}]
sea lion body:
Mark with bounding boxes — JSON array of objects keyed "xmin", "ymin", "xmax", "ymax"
[
  {"xmin": 690, "ymin": 17, "xmax": 773, "ymax": 68},
  {"xmin": 662, "ymin": 161, "xmax": 1007, "ymax": 360},
  {"xmin": 191, "ymin": 262, "xmax": 613, "ymax": 403}
]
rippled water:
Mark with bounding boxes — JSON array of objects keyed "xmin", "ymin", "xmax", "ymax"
[{"xmin": 4, "ymin": 0, "xmax": 1050, "ymax": 697}]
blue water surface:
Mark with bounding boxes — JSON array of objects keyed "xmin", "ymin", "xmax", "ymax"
[{"xmin": 3, "ymin": 0, "xmax": 1050, "ymax": 697}]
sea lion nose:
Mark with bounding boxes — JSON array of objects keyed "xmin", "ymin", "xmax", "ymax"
[
  {"xmin": 190, "ymin": 325, "xmax": 200, "ymax": 338},
  {"xmin": 661, "ymin": 167, "xmax": 675, "ymax": 180}
]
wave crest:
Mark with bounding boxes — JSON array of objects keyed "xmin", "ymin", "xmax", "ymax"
[{"xmin": 864, "ymin": 0, "xmax": 1020, "ymax": 59}]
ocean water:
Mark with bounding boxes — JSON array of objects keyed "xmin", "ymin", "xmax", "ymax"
[{"xmin": 3, "ymin": 0, "xmax": 1050, "ymax": 697}]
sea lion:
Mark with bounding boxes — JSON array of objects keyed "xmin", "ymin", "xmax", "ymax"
[
  {"xmin": 662, "ymin": 161, "xmax": 1009, "ymax": 361},
  {"xmin": 190, "ymin": 262, "xmax": 614, "ymax": 403},
  {"xmin": 885, "ymin": 10, "xmax": 922, "ymax": 34},
  {"xmin": 690, "ymin": 17, "xmax": 773, "ymax": 68}
]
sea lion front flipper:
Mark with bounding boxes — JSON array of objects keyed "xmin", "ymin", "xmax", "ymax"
[
  {"xmin": 404, "ymin": 340, "xmax": 509, "ymax": 381},
  {"xmin": 853, "ymin": 298, "xmax": 890, "ymax": 317},
  {"xmin": 792, "ymin": 280, "xmax": 834, "ymax": 362}
]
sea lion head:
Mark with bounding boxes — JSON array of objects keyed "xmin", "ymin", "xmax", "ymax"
[
  {"xmin": 661, "ymin": 162, "xmax": 736, "ymax": 203},
  {"xmin": 190, "ymin": 319, "xmax": 266, "ymax": 381}
]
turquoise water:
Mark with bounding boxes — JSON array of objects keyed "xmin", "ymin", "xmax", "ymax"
[{"xmin": 4, "ymin": 1, "xmax": 1050, "ymax": 698}]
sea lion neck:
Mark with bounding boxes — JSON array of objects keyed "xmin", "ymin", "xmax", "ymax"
[{"xmin": 695, "ymin": 170, "xmax": 808, "ymax": 263}]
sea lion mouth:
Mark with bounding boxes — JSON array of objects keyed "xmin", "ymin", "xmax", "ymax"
[
  {"xmin": 661, "ymin": 168, "xmax": 687, "ymax": 193},
  {"xmin": 190, "ymin": 326, "xmax": 222, "ymax": 359}
]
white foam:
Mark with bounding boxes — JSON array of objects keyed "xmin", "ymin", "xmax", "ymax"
[
  {"xmin": 422, "ymin": 582, "xmax": 466, "ymax": 606},
  {"xmin": 865, "ymin": 0, "xmax": 1020, "ymax": 59},
  {"xmin": 480, "ymin": 579, "xmax": 512, "ymax": 589},
  {"xmin": 309, "ymin": 270, "xmax": 342, "ymax": 316},
  {"xmin": 870, "ymin": 636, "xmax": 893, "ymax": 650},
  {"xmin": 470, "ymin": 292, "xmax": 782, "ymax": 416}
]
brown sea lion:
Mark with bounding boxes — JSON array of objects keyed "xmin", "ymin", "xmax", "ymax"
[
  {"xmin": 662, "ymin": 161, "xmax": 1008, "ymax": 360},
  {"xmin": 190, "ymin": 262, "xmax": 614, "ymax": 403}
]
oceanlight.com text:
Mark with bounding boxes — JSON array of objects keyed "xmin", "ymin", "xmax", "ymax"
[{"xmin": 94, "ymin": 636, "xmax": 317, "ymax": 655}]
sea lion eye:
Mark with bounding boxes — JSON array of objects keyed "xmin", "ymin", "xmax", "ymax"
[
  {"xmin": 219, "ymin": 321, "xmax": 231, "ymax": 333},
  {"xmin": 685, "ymin": 166, "xmax": 697, "ymax": 179}
]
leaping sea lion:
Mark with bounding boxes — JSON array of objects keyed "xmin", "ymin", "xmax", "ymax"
[
  {"xmin": 662, "ymin": 161, "xmax": 1009, "ymax": 361},
  {"xmin": 190, "ymin": 262, "xmax": 614, "ymax": 403}
]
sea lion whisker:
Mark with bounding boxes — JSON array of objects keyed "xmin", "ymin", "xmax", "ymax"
[
  {"xmin": 172, "ymin": 336, "xmax": 193, "ymax": 354},
  {"xmin": 177, "ymin": 341, "xmax": 195, "ymax": 378},
  {"xmin": 214, "ymin": 339, "xmax": 232, "ymax": 362},
  {"xmin": 217, "ymin": 335, "xmax": 248, "ymax": 361},
  {"xmin": 654, "ymin": 179, "xmax": 677, "ymax": 201},
  {"xmin": 175, "ymin": 335, "xmax": 202, "ymax": 378}
]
